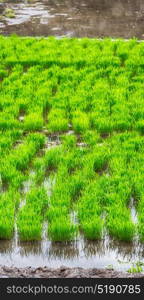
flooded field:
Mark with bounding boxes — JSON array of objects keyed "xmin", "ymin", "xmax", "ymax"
[
  {"xmin": 0, "ymin": 0, "xmax": 144, "ymax": 38},
  {"xmin": 1, "ymin": 7, "xmax": 144, "ymax": 277}
]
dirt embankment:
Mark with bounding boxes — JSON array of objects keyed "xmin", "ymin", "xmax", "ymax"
[{"xmin": 0, "ymin": 266, "xmax": 144, "ymax": 278}]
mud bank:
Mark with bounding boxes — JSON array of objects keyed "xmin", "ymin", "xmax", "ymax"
[{"xmin": 0, "ymin": 266, "xmax": 144, "ymax": 278}]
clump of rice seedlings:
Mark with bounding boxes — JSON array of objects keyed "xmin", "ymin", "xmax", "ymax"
[
  {"xmin": 137, "ymin": 196, "xmax": 144, "ymax": 241},
  {"xmin": 136, "ymin": 120, "xmax": 144, "ymax": 134},
  {"xmin": 3, "ymin": 133, "xmax": 45, "ymax": 173},
  {"xmin": 18, "ymin": 187, "xmax": 48, "ymax": 241},
  {"xmin": 44, "ymin": 146, "xmax": 62, "ymax": 171},
  {"xmin": 107, "ymin": 218, "xmax": 135, "ymax": 242},
  {"xmin": 0, "ymin": 68, "xmax": 8, "ymax": 80},
  {"xmin": 69, "ymin": 172, "xmax": 86, "ymax": 199},
  {"xmin": 90, "ymin": 114, "xmax": 112, "ymax": 135},
  {"xmin": 47, "ymin": 207, "xmax": 68, "ymax": 223},
  {"xmin": 82, "ymin": 130, "xmax": 100, "ymax": 146},
  {"xmin": 24, "ymin": 113, "xmax": 44, "ymax": 131},
  {"xmin": 0, "ymin": 164, "xmax": 25, "ymax": 189},
  {"xmin": 18, "ymin": 213, "xmax": 42, "ymax": 241},
  {"xmin": 0, "ymin": 115, "xmax": 21, "ymax": 131},
  {"xmin": 4, "ymin": 8, "xmax": 15, "ymax": 18},
  {"xmin": 33, "ymin": 157, "xmax": 45, "ymax": 184},
  {"xmin": 0, "ymin": 189, "xmax": 19, "ymax": 239},
  {"xmin": 112, "ymin": 118, "xmax": 131, "ymax": 132},
  {"xmin": 81, "ymin": 217, "xmax": 103, "ymax": 240},
  {"xmin": 72, "ymin": 111, "xmax": 90, "ymax": 134},
  {"xmin": 61, "ymin": 134, "xmax": 77, "ymax": 150},
  {"xmin": 107, "ymin": 206, "xmax": 135, "ymax": 241},
  {"xmin": 27, "ymin": 132, "xmax": 45, "ymax": 149},
  {"xmin": 48, "ymin": 217, "xmax": 77, "ymax": 241},
  {"xmin": 47, "ymin": 109, "xmax": 69, "ymax": 133},
  {"xmin": 89, "ymin": 146, "xmax": 110, "ymax": 173}
]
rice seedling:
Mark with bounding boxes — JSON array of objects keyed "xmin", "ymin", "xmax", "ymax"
[
  {"xmin": 47, "ymin": 109, "xmax": 69, "ymax": 133},
  {"xmin": 107, "ymin": 206, "xmax": 135, "ymax": 241},
  {"xmin": 72, "ymin": 111, "xmax": 90, "ymax": 134},
  {"xmin": 81, "ymin": 217, "xmax": 103, "ymax": 240},
  {"xmin": 18, "ymin": 187, "xmax": 48, "ymax": 241},
  {"xmin": 24, "ymin": 113, "xmax": 44, "ymax": 131},
  {"xmin": 48, "ymin": 218, "xmax": 77, "ymax": 241}
]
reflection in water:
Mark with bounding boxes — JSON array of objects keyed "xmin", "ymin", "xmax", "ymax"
[
  {"xmin": 0, "ymin": 0, "xmax": 144, "ymax": 38},
  {"xmin": 0, "ymin": 234, "xmax": 144, "ymax": 271},
  {"xmin": 48, "ymin": 241, "xmax": 79, "ymax": 259}
]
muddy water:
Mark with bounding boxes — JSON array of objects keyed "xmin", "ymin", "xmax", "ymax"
[
  {"xmin": 0, "ymin": 234, "xmax": 144, "ymax": 272},
  {"xmin": 0, "ymin": 0, "xmax": 144, "ymax": 38},
  {"xmin": 0, "ymin": 234, "xmax": 144, "ymax": 271}
]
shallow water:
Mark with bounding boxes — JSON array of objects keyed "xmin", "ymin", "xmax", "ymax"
[
  {"xmin": 0, "ymin": 234, "xmax": 144, "ymax": 272},
  {"xmin": 0, "ymin": 0, "xmax": 144, "ymax": 39}
]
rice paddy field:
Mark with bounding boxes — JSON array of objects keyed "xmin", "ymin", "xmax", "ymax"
[{"xmin": 0, "ymin": 35, "xmax": 144, "ymax": 272}]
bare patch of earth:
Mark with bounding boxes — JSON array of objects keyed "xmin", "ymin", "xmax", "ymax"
[{"xmin": 0, "ymin": 266, "xmax": 144, "ymax": 278}]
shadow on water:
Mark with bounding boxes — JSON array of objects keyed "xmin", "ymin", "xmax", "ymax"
[{"xmin": 0, "ymin": 0, "xmax": 144, "ymax": 38}]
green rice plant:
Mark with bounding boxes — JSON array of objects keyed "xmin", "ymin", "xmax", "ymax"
[
  {"xmin": 107, "ymin": 206, "xmax": 135, "ymax": 241},
  {"xmin": 18, "ymin": 213, "xmax": 42, "ymax": 241},
  {"xmin": 82, "ymin": 130, "xmax": 100, "ymax": 146},
  {"xmin": 136, "ymin": 120, "xmax": 144, "ymax": 134},
  {"xmin": 0, "ymin": 189, "xmax": 19, "ymax": 239},
  {"xmin": 127, "ymin": 262, "xmax": 143, "ymax": 274},
  {"xmin": 69, "ymin": 172, "xmax": 86, "ymax": 200},
  {"xmin": 107, "ymin": 218, "xmax": 135, "ymax": 242},
  {"xmin": 47, "ymin": 207, "xmax": 69, "ymax": 223},
  {"xmin": 48, "ymin": 217, "xmax": 77, "ymax": 241},
  {"xmin": 72, "ymin": 111, "xmax": 90, "ymax": 134},
  {"xmin": 4, "ymin": 8, "xmax": 15, "ymax": 18},
  {"xmin": 61, "ymin": 134, "xmax": 77, "ymax": 150},
  {"xmin": 81, "ymin": 217, "xmax": 103, "ymax": 240},
  {"xmin": 47, "ymin": 109, "xmax": 68, "ymax": 133},
  {"xmin": 24, "ymin": 113, "xmax": 44, "ymax": 131},
  {"xmin": 90, "ymin": 113, "xmax": 112, "ymax": 134},
  {"xmin": 18, "ymin": 187, "xmax": 48, "ymax": 241},
  {"xmin": 137, "ymin": 196, "xmax": 144, "ymax": 241},
  {"xmin": 89, "ymin": 145, "xmax": 110, "ymax": 173},
  {"xmin": 0, "ymin": 115, "xmax": 21, "ymax": 131},
  {"xmin": 44, "ymin": 147, "xmax": 62, "ymax": 171}
]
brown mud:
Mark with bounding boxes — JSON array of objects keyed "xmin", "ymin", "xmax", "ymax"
[
  {"xmin": 0, "ymin": 265, "xmax": 144, "ymax": 278},
  {"xmin": 0, "ymin": 0, "xmax": 144, "ymax": 38}
]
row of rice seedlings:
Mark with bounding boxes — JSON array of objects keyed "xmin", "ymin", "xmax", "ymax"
[
  {"xmin": 0, "ymin": 189, "xmax": 20, "ymax": 239},
  {"xmin": 47, "ymin": 167, "xmax": 78, "ymax": 242},
  {"xmin": 77, "ymin": 178, "xmax": 104, "ymax": 240},
  {"xmin": 0, "ymin": 129, "xmax": 22, "ymax": 157},
  {"xmin": 17, "ymin": 187, "xmax": 48, "ymax": 241},
  {"xmin": 106, "ymin": 204, "xmax": 135, "ymax": 242},
  {"xmin": 0, "ymin": 133, "xmax": 45, "ymax": 189},
  {"xmin": 45, "ymin": 135, "xmax": 90, "ymax": 241},
  {"xmin": 47, "ymin": 108, "xmax": 69, "ymax": 133}
]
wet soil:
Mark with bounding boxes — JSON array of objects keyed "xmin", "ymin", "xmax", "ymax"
[
  {"xmin": 0, "ymin": 0, "xmax": 144, "ymax": 39},
  {"xmin": 0, "ymin": 265, "xmax": 144, "ymax": 278}
]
